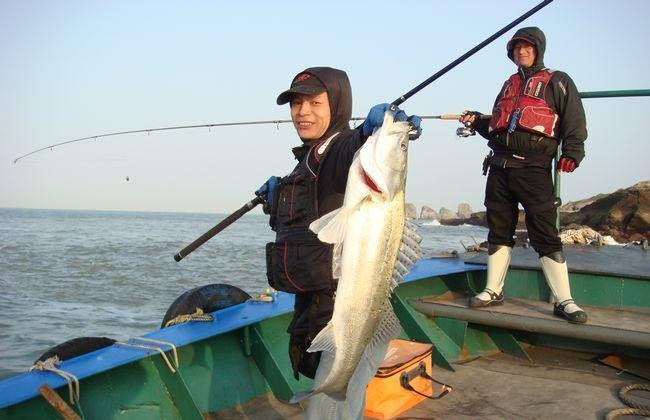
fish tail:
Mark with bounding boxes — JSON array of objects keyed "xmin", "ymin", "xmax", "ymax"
[
  {"xmin": 326, "ymin": 389, "xmax": 347, "ymax": 401},
  {"xmin": 289, "ymin": 387, "xmax": 347, "ymax": 404},
  {"xmin": 289, "ymin": 390, "xmax": 316, "ymax": 404}
]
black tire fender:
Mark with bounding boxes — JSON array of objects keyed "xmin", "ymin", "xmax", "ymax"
[
  {"xmin": 161, "ymin": 283, "xmax": 251, "ymax": 328},
  {"xmin": 35, "ymin": 336, "xmax": 116, "ymax": 364}
]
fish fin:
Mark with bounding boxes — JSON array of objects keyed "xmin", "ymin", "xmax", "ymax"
[
  {"xmin": 309, "ymin": 200, "xmax": 362, "ymax": 244},
  {"xmin": 392, "ymin": 219, "xmax": 423, "ymax": 287},
  {"xmin": 309, "ymin": 207, "xmax": 349, "ymax": 244},
  {"xmin": 368, "ymin": 306, "xmax": 402, "ymax": 352},
  {"xmin": 309, "ymin": 207, "xmax": 341, "ymax": 236},
  {"xmin": 289, "ymin": 390, "xmax": 316, "ymax": 404},
  {"xmin": 403, "ymin": 220, "xmax": 423, "ymax": 244},
  {"xmin": 307, "ymin": 323, "xmax": 336, "ymax": 354}
]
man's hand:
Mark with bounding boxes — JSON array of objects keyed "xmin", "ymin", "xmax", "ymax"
[
  {"xmin": 558, "ymin": 156, "xmax": 576, "ymax": 173},
  {"xmin": 459, "ymin": 110, "xmax": 483, "ymax": 127},
  {"xmin": 255, "ymin": 176, "xmax": 281, "ymax": 214},
  {"xmin": 362, "ymin": 103, "xmax": 422, "ymax": 140}
]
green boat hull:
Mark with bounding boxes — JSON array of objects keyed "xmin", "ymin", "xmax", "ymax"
[{"xmin": 1, "ymin": 248, "xmax": 648, "ymax": 419}]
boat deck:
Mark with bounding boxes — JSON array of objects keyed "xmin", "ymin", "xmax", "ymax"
[
  {"xmin": 411, "ymin": 293, "xmax": 650, "ymax": 349},
  {"xmin": 208, "ymin": 346, "xmax": 649, "ymax": 420},
  {"xmin": 463, "ymin": 245, "xmax": 650, "ymax": 280}
]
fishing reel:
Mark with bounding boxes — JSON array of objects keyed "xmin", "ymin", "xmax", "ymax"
[
  {"xmin": 456, "ymin": 126, "xmax": 476, "ymax": 137},
  {"xmin": 456, "ymin": 111, "xmax": 480, "ymax": 138}
]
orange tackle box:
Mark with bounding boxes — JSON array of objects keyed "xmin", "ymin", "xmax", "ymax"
[{"xmin": 364, "ymin": 339, "xmax": 435, "ymax": 419}]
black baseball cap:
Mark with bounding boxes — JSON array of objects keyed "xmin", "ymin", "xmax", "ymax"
[{"xmin": 276, "ymin": 71, "xmax": 327, "ymax": 105}]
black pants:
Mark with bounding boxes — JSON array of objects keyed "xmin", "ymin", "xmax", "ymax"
[
  {"xmin": 485, "ymin": 165, "xmax": 561, "ymax": 257},
  {"xmin": 287, "ymin": 288, "xmax": 336, "ymax": 379}
]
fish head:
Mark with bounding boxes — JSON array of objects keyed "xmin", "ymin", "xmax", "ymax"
[{"xmin": 359, "ymin": 111, "xmax": 410, "ymax": 201}]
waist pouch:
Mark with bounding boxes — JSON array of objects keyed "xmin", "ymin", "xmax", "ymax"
[{"xmin": 266, "ymin": 241, "xmax": 334, "ymax": 293}]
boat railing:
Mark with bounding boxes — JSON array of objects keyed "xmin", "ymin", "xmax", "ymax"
[{"xmin": 554, "ymin": 88, "xmax": 650, "ymax": 227}]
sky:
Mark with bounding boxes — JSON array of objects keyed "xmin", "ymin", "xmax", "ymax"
[{"xmin": 1, "ymin": 0, "xmax": 649, "ymax": 215}]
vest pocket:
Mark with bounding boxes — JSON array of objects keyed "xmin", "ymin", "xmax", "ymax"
[
  {"xmin": 266, "ymin": 241, "xmax": 333, "ymax": 293},
  {"xmin": 519, "ymin": 106, "xmax": 558, "ymax": 137}
]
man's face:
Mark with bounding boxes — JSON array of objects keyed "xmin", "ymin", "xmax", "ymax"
[
  {"xmin": 290, "ymin": 91, "xmax": 331, "ymax": 141},
  {"xmin": 512, "ymin": 40, "xmax": 536, "ymax": 68}
]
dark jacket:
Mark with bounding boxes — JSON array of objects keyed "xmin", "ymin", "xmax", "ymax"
[
  {"xmin": 267, "ymin": 67, "xmax": 363, "ymax": 293},
  {"xmin": 476, "ymin": 27, "xmax": 587, "ymax": 166}
]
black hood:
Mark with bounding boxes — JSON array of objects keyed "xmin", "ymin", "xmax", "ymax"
[
  {"xmin": 507, "ymin": 27, "xmax": 546, "ymax": 72},
  {"xmin": 279, "ymin": 66, "xmax": 352, "ymax": 142}
]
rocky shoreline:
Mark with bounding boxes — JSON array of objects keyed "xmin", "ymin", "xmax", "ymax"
[{"xmin": 409, "ymin": 180, "xmax": 649, "ymax": 244}]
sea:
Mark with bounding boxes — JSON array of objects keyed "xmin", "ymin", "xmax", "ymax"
[{"xmin": 0, "ymin": 208, "xmax": 487, "ymax": 379}]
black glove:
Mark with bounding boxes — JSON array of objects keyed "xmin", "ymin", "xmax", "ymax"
[{"xmin": 459, "ymin": 110, "xmax": 483, "ymax": 128}]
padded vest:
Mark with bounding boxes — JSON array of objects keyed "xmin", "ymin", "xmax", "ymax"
[
  {"xmin": 489, "ymin": 69, "xmax": 559, "ymax": 138},
  {"xmin": 266, "ymin": 135, "xmax": 341, "ymax": 293}
]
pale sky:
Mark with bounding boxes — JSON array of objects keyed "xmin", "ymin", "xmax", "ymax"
[{"xmin": 2, "ymin": 0, "xmax": 649, "ymax": 214}]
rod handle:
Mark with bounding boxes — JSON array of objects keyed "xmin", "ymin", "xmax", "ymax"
[{"xmin": 174, "ymin": 196, "xmax": 264, "ymax": 262}]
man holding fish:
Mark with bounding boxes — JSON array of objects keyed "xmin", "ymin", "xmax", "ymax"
[{"xmin": 256, "ymin": 66, "xmax": 422, "ymax": 418}]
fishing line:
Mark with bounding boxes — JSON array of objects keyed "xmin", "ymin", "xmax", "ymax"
[
  {"xmin": 14, "ymin": 0, "xmax": 556, "ymax": 164},
  {"xmin": 391, "ymin": 0, "xmax": 554, "ymax": 107},
  {"xmin": 12, "ymin": 116, "xmax": 460, "ymax": 163}
]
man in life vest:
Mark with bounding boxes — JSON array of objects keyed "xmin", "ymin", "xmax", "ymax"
[
  {"xmin": 460, "ymin": 27, "xmax": 588, "ymax": 323},
  {"xmin": 255, "ymin": 67, "xmax": 421, "ymax": 417}
]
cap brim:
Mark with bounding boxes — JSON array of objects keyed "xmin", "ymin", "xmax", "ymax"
[
  {"xmin": 507, "ymin": 36, "xmax": 534, "ymax": 52},
  {"xmin": 276, "ymin": 85, "xmax": 327, "ymax": 105}
]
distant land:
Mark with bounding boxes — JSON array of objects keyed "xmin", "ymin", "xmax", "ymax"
[{"xmin": 408, "ymin": 180, "xmax": 649, "ymax": 243}]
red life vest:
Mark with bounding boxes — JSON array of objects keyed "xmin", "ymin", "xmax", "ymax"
[{"xmin": 489, "ymin": 69, "xmax": 559, "ymax": 138}]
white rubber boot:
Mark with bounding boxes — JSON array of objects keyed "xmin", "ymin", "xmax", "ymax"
[
  {"xmin": 469, "ymin": 244, "xmax": 511, "ymax": 307},
  {"xmin": 540, "ymin": 252, "xmax": 587, "ymax": 324}
]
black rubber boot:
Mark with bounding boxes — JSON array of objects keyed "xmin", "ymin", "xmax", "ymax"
[{"xmin": 553, "ymin": 299, "xmax": 587, "ymax": 324}]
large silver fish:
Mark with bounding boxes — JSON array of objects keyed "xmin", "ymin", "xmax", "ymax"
[{"xmin": 290, "ymin": 112, "xmax": 422, "ymax": 403}]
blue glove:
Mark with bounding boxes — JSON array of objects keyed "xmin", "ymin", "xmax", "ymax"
[
  {"xmin": 362, "ymin": 103, "xmax": 409, "ymax": 136},
  {"xmin": 255, "ymin": 176, "xmax": 281, "ymax": 214},
  {"xmin": 362, "ymin": 103, "xmax": 422, "ymax": 140}
]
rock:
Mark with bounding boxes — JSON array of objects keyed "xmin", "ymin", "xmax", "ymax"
[
  {"xmin": 561, "ymin": 180, "xmax": 649, "ymax": 243},
  {"xmin": 439, "ymin": 207, "xmax": 457, "ymax": 220},
  {"xmin": 427, "ymin": 180, "xmax": 648, "ymax": 244},
  {"xmin": 457, "ymin": 203, "xmax": 473, "ymax": 219},
  {"xmin": 560, "ymin": 194, "xmax": 607, "ymax": 212},
  {"xmin": 441, "ymin": 211, "xmax": 488, "ymax": 227},
  {"xmin": 419, "ymin": 205, "xmax": 439, "ymax": 220},
  {"xmin": 405, "ymin": 203, "xmax": 417, "ymax": 220},
  {"xmin": 559, "ymin": 226, "xmax": 603, "ymax": 245}
]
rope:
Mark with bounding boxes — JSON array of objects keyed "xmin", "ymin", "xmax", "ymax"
[
  {"xmin": 605, "ymin": 383, "xmax": 650, "ymax": 420},
  {"xmin": 131, "ymin": 337, "xmax": 179, "ymax": 369},
  {"xmin": 30, "ymin": 356, "xmax": 80, "ymax": 405},
  {"xmin": 115, "ymin": 338, "xmax": 179, "ymax": 373},
  {"xmin": 164, "ymin": 307, "xmax": 214, "ymax": 328},
  {"xmin": 247, "ymin": 289, "xmax": 278, "ymax": 303}
]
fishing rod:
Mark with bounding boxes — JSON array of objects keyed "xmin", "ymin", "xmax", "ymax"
[
  {"xmin": 390, "ymin": 0, "xmax": 554, "ymax": 107},
  {"xmin": 11, "ymin": 115, "xmax": 475, "ymax": 163},
  {"xmin": 174, "ymin": 196, "xmax": 264, "ymax": 262},
  {"xmin": 15, "ymin": 1, "xmax": 553, "ymax": 164}
]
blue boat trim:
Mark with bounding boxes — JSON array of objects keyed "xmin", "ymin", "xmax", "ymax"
[
  {"xmin": 0, "ymin": 258, "xmax": 480, "ymax": 408},
  {"xmin": 404, "ymin": 257, "xmax": 485, "ymax": 282}
]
